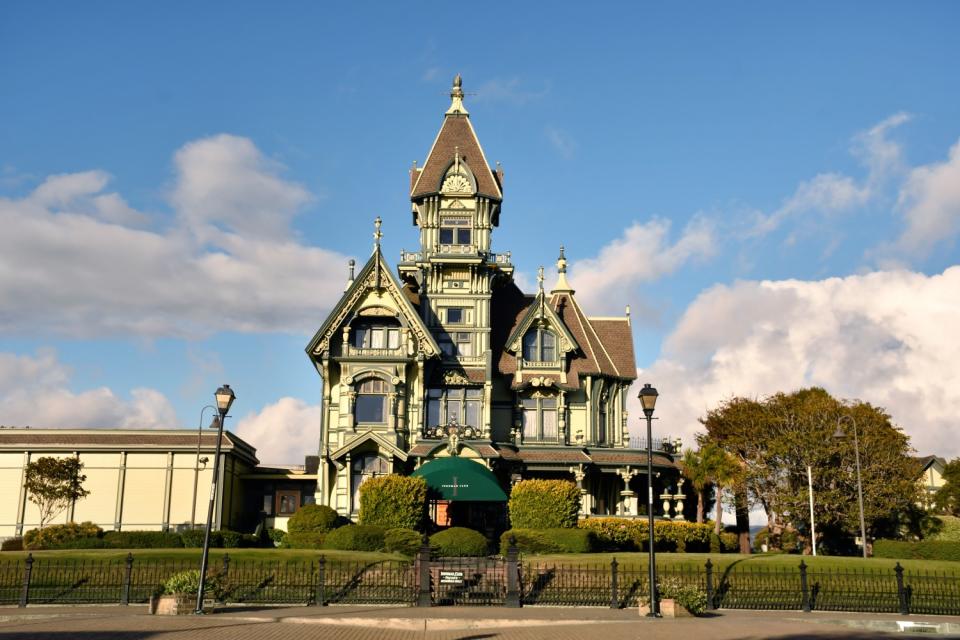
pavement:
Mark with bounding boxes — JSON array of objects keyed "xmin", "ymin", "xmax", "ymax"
[{"xmin": 1, "ymin": 604, "xmax": 960, "ymax": 640}]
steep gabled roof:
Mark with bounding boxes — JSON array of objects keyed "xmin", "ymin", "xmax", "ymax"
[
  {"xmin": 410, "ymin": 79, "xmax": 502, "ymax": 202},
  {"xmin": 305, "ymin": 246, "xmax": 440, "ymax": 359},
  {"xmin": 504, "ymin": 290, "xmax": 580, "ymax": 357},
  {"xmin": 590, "ymin": 318, "xmax": 636, "ymax": 379},
  {"xmin": 550, "ymin": 290, "xmax": 621, "ymax": 379}
]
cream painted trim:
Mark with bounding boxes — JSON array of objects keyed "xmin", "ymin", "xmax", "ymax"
[
  {"xmin": 239, "ymin": 474, "xmax": 318, "ymax": 481},
  {"xmin": 329, "ymin": 430, "xmax": 409, "ymax": 462},
  {"xmin": 15, "ymin": 451, "xmax": 29, "ymax": 536}
]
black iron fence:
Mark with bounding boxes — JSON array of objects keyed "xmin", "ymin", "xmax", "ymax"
[{"xmin": 2, "ymin": 551, "xmax": 959, "ymax": 615}]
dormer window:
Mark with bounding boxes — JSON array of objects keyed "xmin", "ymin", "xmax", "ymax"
[
  {"xmin": 522, "ymin": 327, "xmax": 556, "ymax": 362},
  {"xmin": 440, "ymin": 217, "xmax": 471, "ymax": 246},
  {"xmin": 352, "ymin": 318, "xmax": 401, "ymax": 350},
  {"xmin": 354, "ymin": 379, "xmax": 388, "ymax": 423}
]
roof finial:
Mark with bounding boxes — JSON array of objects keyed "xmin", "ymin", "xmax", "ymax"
[
  {"xmin": 552, "ymin": 244, "xmax": 574, "ymax": 293},
  {"xmin": 446, "ymin": 74, "xmax": 469, "ymax": 116},
  {"xmin": 373, "ymin": 216, "xmax": 383, "ymax": 249},
  {"xmin": 345, "ymin": 259, "xmax": 356, "ymax": 292},
  {"xmin": 537, "ymin": 265, "xmax": 545, "ymax": 293}
]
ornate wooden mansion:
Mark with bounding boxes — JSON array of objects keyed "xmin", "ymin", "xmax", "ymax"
[{"xmin": 306, "ymin": 77, "xmax": 688, "ymax": 529}]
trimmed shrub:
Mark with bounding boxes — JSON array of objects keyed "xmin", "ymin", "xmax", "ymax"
[
  {"xmin": 508, "ymin": 480, "xmax": 580, "ymax": 529},
  {"xmin": 283, "ymin": 532, "xmax": 326, "ymax": 549},
  {"xmin": 162, "ymin": 569, "xmax": 223, "ymax": 599},
  {"xmin": 218, "ymin": 530, "xmax": 242, "ymax": 548},
  {"xmin": 499, "ymin": 528, "xmax": 596, "ymax": 555},
  {"xmin": 322, "ymin": 525, "xmax": 386, "ymax": 551},
  {"xmin": 752, "ymin": 527, "xmax": 801, "ymax": 553},
  {"xmin": 874, "ymin": 539, "xmax": 960, "ymax": 561},
  {"xmin": 384, "ymin": 528, "xmax": 422, "ymax": 556},
  {"xmin": 24, "ymin": 522, "xmax": 103, "ymax": 550},
  {"xmin": 430, "ymin": 527, "xmax": 489, "ymax": 557},
  {"xmin": 358, "ymin": 475, "xmax": 427, "ymax": 530},
  {"xmin": 287, "ymin": 504, "xmax": 340, "ymax": 534},
  {"xmin": 268, "ymin": 528, "xmax": 286, "ymax": 547},
  {"xmin": 658, "ymin": 576, "xmax": 708, "ymax": 616},
  {"xmin": 181, "ymin": 528, "xmax": 215, "ymax": 548},
  {"xmin": 1, "ymin": 537, "xmax": 24, "ymax": 552},
  {"xmin": 102, "ymin": 530, "xmax": 184, "ymax": 549},
  {"xmin": 576, "ymin": 518, "xmax": 715, "ymax": 552}
]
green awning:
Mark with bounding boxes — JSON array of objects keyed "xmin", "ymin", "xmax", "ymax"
[{"xmin": 411, "ymin": 457, "xmax": 508, "ymax": 502}]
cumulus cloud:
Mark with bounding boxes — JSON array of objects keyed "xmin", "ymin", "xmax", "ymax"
[
  {"xmin": 234, "ymin": 397, "xmax": 321, "ymax": 465},
  {"xmin": 0, "ymin": 134, "xmax": 351, "ymax": 338},
  {"xmin": 628, "ymin": 266, "xmax": 960, "ymax": 459},
  {"xmin": 568, "ymin": 217, "xmax": 716, "ymax": 313},
  {"xmin": 0, "ymin": 349, "xmax": 177, "ymax": 429},
  {"xmin": 895, "ymin": 139, "xmax": 960, "ymax": 254}
]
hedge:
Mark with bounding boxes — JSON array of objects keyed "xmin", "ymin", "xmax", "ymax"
[
  {"xmin": 358, "ymin": 475, "xmax": 427, "ymax": 530},
  {"xmin": 24, "ymin": 522, "xmax": 103, "ymax": 550},
  {"xmin": 577, "ymin": 518, "xmax": 717, "ymax": 552},
  {"xmin": 430, "ymin": 527, "xmax": 489, "ymax": 557},
  {"xmin": 22, "ymin": 524, "xmax": 264, "ymax": 550},
  {"xmin": 500, "ymin": 528, "xmax": 596, "ymax": 554},
  {"xmin": 283, "ymin": 532, "xmax": 326, "ymax": 549},
  {"xmin": 384, "ymin": 528, "xmax": 422, "ymax": 556},
  {"xmin": 287, "ymin": 504, "xmax": 341, "ymax": 534},
  {"xmin": 322, "ymin": 525, "xmax": 386, "ymax": 551},
  {"xmin": 102, "ymin": 530, "xmax": 185, "ymax": 549},
  {"xmin": 874, "ymin": 539, "xmax": 960, "ymax": 561},
  {"xmin": 508, "ymin": 480, "xmax": 581, "ymax": 529}
]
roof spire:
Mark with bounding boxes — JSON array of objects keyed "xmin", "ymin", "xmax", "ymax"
[
  {"xmin": 537, "ymin": 265, "xmax": 545, "ymax": 293},
  {"xmin": 373, "ymin": 216, "xmax": 383, "ymax": 249},
  {"xmin": 552, "ymin": 244, "xmax": 575, "ymax": 293},
  {"xmin": 446, "ymin": 74, "xmax": 469, "ymax": 116}
]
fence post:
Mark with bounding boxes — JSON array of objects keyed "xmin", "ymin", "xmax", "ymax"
[
  {"xmin": 18, "ymin": 553, "xmax": 33, "ymax": 608},
  {"xmin": 799, "ymin": 560, "xmax": 810, "ymax": 613},
  {"xmin": 121, "ymin": 553, "xmax": 134, "ymax": 605},
  {"xmin": 705, "ymin": 559, "xmax": 715, "ymax": 611},
  {"xmin": 895, "ymin": 562, "xmax": 909, "ymax": 616},
  {"xmin": 610, "ymin": 557, "xmax": 619, "ymax": 609},
  {"xmin": 317, "ymin": 556, "xmax": 326, "ymax": 607},
  {"xmin": 416, "ymin": 535, "xmax": 432, "ymax": 607},
  {"xmin": 505, "ymin": 536, "xmax": 520, "ymax": 608}
]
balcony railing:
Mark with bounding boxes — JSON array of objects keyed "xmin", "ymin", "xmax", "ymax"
[
  {"xmin": 399, "ymin": 249, "xmax": 512, "ymax": 266},
  {"xmin": 627, "ymin": 435, "xmax": 678, "ymax": 453}
]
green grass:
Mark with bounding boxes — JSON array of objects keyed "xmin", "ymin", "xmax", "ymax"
[{"xmin": 1, "ymin": 548, "xmax": 404, "ymax": 563}]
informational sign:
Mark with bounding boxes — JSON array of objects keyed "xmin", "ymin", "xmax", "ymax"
[{"xmin": 439, "ymin": 570, "xmax": 465, "ymax": 585}]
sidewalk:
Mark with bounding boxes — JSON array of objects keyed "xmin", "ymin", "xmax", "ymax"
[{"xmin": 2, "ymin": 603, "xmax": 960, "ymax": 639}]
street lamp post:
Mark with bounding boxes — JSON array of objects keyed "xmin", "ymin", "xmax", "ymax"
[
  {"xmin": 195, "ymin": 384, "xmax": 235, "ymax": 614},
  {"xmin": 638, "ymin": 383, "xmax": 659, "ymax": 617},
  {"xmin": 191, "ymin": 406, "xmax": 218, "ymax": 528},
  {"xmin": 833, "ymin": 414, "xmax": 868, "ymax": 559}
]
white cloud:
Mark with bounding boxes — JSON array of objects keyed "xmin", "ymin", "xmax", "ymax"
[
  {"xmin": 0, "ymin": 134, "xmax": 351, "ymax": 338},
  {"xmin": 749, "ymin": 113, "xmax": 910, "ymax": 236},
  {"xmin": 171, "ymin": 134, "xmax": 312, "ymax": 241},
  {"xmin": 234, "ymin": 397, "xmax": 321, "ymax": 465},
  {"xmin": 545, "ymin": 126, "xmax": 577, "ymax": 160},
  {"xmin": 895, "ymin": 139, "xmax": 960, "ymax": 254},
  {"xmin": 568, "ymin": 217, "xmax": 716, "ymax": 313},
  {"xmin": 628, "ymin": 266, "xmax": 960, "ymax": 459},
  {"xmin": 0, "ymin": 349, "xmax": 177, "ymax": 429}
]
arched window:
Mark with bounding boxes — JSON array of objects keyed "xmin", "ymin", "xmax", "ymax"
[
  {"xmin": 351, "ymin": 317, "xmax": 401, "ymax": 350},
  {"xmin": 354, "ymin": 378, "xmax": 388, "ymax": 424},
  {"xmin": 351, "ymin": 454, "xmax": 388, "ymax": 512},
  {"xmin": 522, "ymin": 327, "xmax": 556, "ymax": 362}
]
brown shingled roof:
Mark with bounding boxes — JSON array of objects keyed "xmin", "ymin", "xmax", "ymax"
[
  {"xmin": 589, "ymin": 318, "xmax": 637, "ymax": 379},
  {"xmin": 411, "ymin": 115, "xmax": 502, "ymax": 201}
]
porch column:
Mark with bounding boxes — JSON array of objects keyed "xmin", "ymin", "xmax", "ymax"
[
  {"xmin": 618, "ymin": 467, "xmax": 637, "ymax": 516},
  {"xmin": 570, "ymin": 465, "xmax": 591, "ymax": 516}
]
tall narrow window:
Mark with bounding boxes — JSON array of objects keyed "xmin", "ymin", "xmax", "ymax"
[
  {"xmin": 355, "ymin": 379, "xmax": 388, "ymax": 423},
  {"xmin": 521, "ymin": 395, "xmax": 559, "ymax": 441},
  {"xmin": 522, "ymin": 328, "xmax": 557, "ymax": 362},
  {"xmin": 351, "ymin": 454, "xmax": 387, "ymax": 512},
  {"xmin": 439, "ymin": 332, "xmax": 472, "ymax": 357}
]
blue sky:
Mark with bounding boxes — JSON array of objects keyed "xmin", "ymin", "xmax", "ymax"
[{"xmin": 1, "ymin": 2, "xmax": 959, "ymax": 465}]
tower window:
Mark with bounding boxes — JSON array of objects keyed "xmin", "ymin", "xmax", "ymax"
[
  {"xmin": 522, "ymin": 328, "xmax": 557, "ymax": 362},
  {"xmin": 440, "ymin": 218, "xmax": 472, "ymax": 245},
  {"xmin": 427, "ymin": 388, "xmax": 482, "ymax": 428},
  {"xmin": 355, "ymin": 379, "xmax": 388, "ymax": 423},
  {"xmin": 446, "ymin": 307, "xmax": 466, "ymax": 324},
  {"xmin": 439, "ymin": 332, "xmax": 472, "ymax": 356}
]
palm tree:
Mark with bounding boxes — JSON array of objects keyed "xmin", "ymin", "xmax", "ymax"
[
  {"xmin": 708, "ymin": 445, "xmax": 741, "ymax": 536},
  {"xmin": 681, "ymin": 448, "xmax": 711, "ymax": 523}
]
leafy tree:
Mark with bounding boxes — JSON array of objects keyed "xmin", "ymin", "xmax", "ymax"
[
  {"xmin": 701, "ymin": 388, "xmax": 920, "ymax": 555},
  {"xmin": 935, "ymin": 459, "xmax": 960, "ymax": 516},
  {"xmin": 23, "ymin": 456, "xmax": 90, "ymax": 529}
]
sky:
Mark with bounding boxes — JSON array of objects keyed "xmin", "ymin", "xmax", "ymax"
[{"xmin": 1, "ymin": 2, "xmax": 959, "ymax": 470}]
